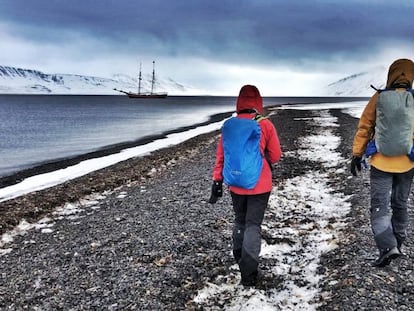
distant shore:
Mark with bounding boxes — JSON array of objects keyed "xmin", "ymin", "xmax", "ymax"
[{"xmin": 0, "ymin": 110, "xmax": 235, "ymax": 189}]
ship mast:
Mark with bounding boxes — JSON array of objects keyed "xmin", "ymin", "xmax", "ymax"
[
  {"xmin": 138, "ymin": 62, "xmax": 142, "ymax": 95},
  {"xmin": 151, "ymin": 60, "xmax": 155, "ymax": 95}
]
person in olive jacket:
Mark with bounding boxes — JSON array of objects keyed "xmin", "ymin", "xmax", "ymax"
[
  {"xmin": 209, "ymin": 85, "xmax": 282, "ymax": 286},
  {"xmin": 351, "ymin": 58, "xmax": 414, "ymax": 267}
]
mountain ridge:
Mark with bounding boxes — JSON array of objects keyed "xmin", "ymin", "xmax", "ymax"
[
  {"xmin": 0, "ymin": 65, "xmax": 203, "ymax": 95},
  {"xmin": 0, "ymin": 65, "xmax": 391, "ymax": 96},
  {"xmin": 324, "ymin": 66, "xmax": 387, "ymax": 96}
]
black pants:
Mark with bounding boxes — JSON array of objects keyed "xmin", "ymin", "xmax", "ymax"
[{"xmin": 231, "ymin": 191, "xmax": 270, "ymax": 283}]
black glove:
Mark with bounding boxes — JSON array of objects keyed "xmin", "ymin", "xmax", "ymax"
[
  {"xmin": 350, "ymin": 156, "xmax": 362, "ymax": 176},
  {"xmin": 208, "ymin": 181, "xmax": 223, "ymax": 204}
]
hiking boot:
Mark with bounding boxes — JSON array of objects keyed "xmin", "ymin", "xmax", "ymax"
[
  {"xmin": 240, "ymin": 269, "xmax": 261, "ymax": 287},
  {"xmin": 397, "ymin": 245, "xmax": 406, "ymax": 256},
  {"xmin": 233, "ymin": 249, "xmax": 242, "ymax": 264},
  {"xmin": 372, "ymin": 247, "xmax": 401, "ymax": 267},
  {"xmin": 396, "ymin": 239, "xmax": 405, "ymax": 255},
  {"xmin": 240, "ymin": 278, "xmax": 257, "ymax": 287}
]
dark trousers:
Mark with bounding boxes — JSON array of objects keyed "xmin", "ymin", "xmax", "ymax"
[
  {"xmin": 370, "ymin": 166, "xmax": 414, "ymax": 250},
  {"xmin": 230, "ymin": 191, "xmax": 270, "ymax": 283}
]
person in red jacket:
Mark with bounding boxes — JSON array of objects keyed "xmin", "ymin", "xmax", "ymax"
[{"xmin": 209, "ymin": 84, "xmax": 282, "ymax": 286}]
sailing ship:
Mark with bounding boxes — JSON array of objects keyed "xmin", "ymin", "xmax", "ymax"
[{"xmin": 114, "ymin": 61, "xmax": 168, "ymax": 98}]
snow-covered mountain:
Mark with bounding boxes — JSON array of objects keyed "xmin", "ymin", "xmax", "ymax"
[
  {"xmin": 0, "ymin": 66, "xmax": 204, "ymax": 95},
  {"xmin": 0, "ymin": 64, "xmax": 393, "ymax": 97},
  {"xmin": 324, "ymin": 66, "xmax": 387, "ymax": 96}
]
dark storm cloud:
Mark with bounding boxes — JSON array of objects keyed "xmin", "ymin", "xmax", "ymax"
[{"xmin": 1, "ymin": 0, "xmax": 413, "ymax": 67}]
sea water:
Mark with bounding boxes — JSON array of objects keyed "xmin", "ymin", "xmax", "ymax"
[{"xmin": 0, "ymin": 94, "xmax": 365, "ymax": 178}]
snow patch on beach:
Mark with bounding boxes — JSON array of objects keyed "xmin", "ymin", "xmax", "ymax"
[
  {"xmin": 0, "ymin": 103, "xmax": 365, "ymax": 204},
  {"xmin": 0, "ymin": 119, "xmax": 228, "ymax": 203},
  {"xmin": 277, "ymin": 101, "xmax": 366, "ymax": 113},
  {"xmin": 0, "ymin": 104, "xmax": 361, "ymax": 307},
  {"xmin": 0, "ymin": 193, "xmax": 108, "ymax": 254},
  {"xmin": 193, "ymin": 109, "xmax": 351, "ymax": 310}
]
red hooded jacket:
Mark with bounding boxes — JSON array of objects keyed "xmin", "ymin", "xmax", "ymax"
[{"xmin": 212, "ymin": 85, "xmax": 282, "ymax": 194}]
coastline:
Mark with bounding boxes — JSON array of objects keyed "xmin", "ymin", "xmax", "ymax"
[
  {"xmin": 1, "ymin": 107, "xmax": 413, "ymax": 310},
  {"xmin": 0, "ymin": 128, "xmax": 222, "ymax": 235},
  {"xmin": 0, "ymin": 96, "xmax": 368, "ymax": 189},
  {"xmin": 0, "ymin": 110, "xmax": 235, "ymax": 189}
]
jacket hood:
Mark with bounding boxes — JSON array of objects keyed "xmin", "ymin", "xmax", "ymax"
[
  {"xmin": 386, "ymin": 58, "xmax": 414, "ymax": 88},
  {"xmin": 236, "ymin": 85, "xmax": 263, "ymax": 114}
]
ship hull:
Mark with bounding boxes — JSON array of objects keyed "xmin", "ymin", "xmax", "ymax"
[{"xmin": 126, "ymin": 92, "xmax": 168, "ymax": 99}]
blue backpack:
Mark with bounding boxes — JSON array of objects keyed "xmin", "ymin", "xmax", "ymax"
[{"xmin": 222, "ymin": 115, "xmax": 264, "ymax": 189}]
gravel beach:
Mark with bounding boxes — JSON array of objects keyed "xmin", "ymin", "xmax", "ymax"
[{"xmin": 0, "ymin": 107, "xmax": 413, "ymax": 310}]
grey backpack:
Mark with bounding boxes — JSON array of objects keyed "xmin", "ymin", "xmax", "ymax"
[{"xmin": 375, "ymin": 89, "xmax": 414, "ymax": 156}]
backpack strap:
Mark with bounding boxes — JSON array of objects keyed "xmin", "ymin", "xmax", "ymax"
[
  {"xmin": 251, "ymin": 113, "xmax": 272, "ymax": 168},
  {"xmin": 371, "ymin": 85, "xmax": 389, "ymax": 94},
  {"xmin": 370, "ymin": 84, "xmax": 381, "ymax": 92},
  {"xmin": 238, "ymin": 108, "xmax": 266, "ymax": 122},
  {"xmin": 371, "ymin": 84, "xmax": 414, "ymax": 95},
  {"xmin": 253, "ymin": 114, "xmax": 266, "ymax": 122}
]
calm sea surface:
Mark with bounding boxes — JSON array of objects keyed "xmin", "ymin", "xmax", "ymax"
[{"xmin": 0, "ymin": 95, "xmax": 365, "ymax": 178}]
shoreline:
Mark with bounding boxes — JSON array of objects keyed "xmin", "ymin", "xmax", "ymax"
[
  {"xmin": 0, "ymin": 103, "xmax": 343, "ymax": 234},
  {"xmin": 1, "ymin": 107, "xmax": 413, "ymax": 310},
  {"xmin": 0, "ymin": 97, "xmax": 369, "ymax": 189},
  {"xmin": 0, "ymin": 110, "xmax": 235, "ymax": 189},
  {"xmin": 0, "ymin": 128, "xmax": 223, "ymax": 234},
  {"xmin": 0, "ymin": 104, "xmax": 317, "ymax": 236}
]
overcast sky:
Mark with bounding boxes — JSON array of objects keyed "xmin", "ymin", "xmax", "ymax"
[{"xmin": 0, "ymin": 0, "xmax": 413, "ymax": 95}]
